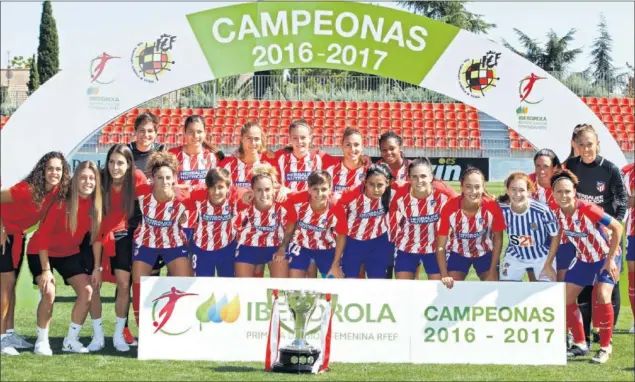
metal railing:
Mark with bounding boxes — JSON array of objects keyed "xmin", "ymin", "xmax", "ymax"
[{"xmin": 2, "ymin": 72, "xmax": 631, "ymax": 113}]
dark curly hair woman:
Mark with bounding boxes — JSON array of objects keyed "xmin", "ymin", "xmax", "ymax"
[{"xmin": 0, "ymin": 151, "xmax": 71, "ymax": 356}]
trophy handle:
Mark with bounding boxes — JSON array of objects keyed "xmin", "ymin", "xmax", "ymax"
[
  {"xmin": 266, "ymin": 289, "xmax": 295, "ymax": 334},
  {"xmin": 305, "ymin": 294, "xmax": 338, "ymax": 336}
]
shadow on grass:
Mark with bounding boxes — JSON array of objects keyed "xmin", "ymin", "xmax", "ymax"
[
  {"xmin": 16, "ymin": 337, "xmax": 138, "ymax": 358},
  {"xmin": 211, "ymin": 366, "xmax": 262, "ymax": 373},
  {"xmin": 55, "ymin": 296, "xmax": 116, "ymax": 303}
]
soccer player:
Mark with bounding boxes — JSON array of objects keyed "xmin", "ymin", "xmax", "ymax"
[
  {"xmin": 377, "ymin": 131, "xmax": 410, "ymax": 182},
  {"xmin": 27, "ymin": 161, "xmax": 103, "ymax": 355},
  {"xmin": 497, "ymin": 172, "xmax": 559, "ymax": 282},
  {"xmin": 184, "ymin": 168, "xmax": 238, "ymax": 277},
  {"xmin": 621, "ymin": 162, "xmax": 634, "ymax": 333},
  {"xmin": 541, "ymin": 169, "xmax": 623, "ymax": 364},
  {"xmin": 119, "ymin": 112, "xmax": 166, "ymax": 345},
  {"xmin": 0, "ymin": 152, "xmax": 71, "ymax": 356},
  {"xmin": 282, "ymin": 171, "xmax": 347, "ymax": 278},
  {"xmin": 220, "ymin": 121, "xmax": 273, "ymax": 189},
  {"xmin": 334, "ymin": 164, "xmax": 395, "ymax": 279},
  {"xmin": 131, "ymin": 151, "xmax": 193, "ymax": 329},
  {"xmin": 324, "ymin": 128, "xmax": 367, "ymax": 196},
  {"xmin": 565, "ymin": 124, "xmax": 627, "ymax": 348},
  {"xmin": 390, "ymin": 158, "xmax": 454, "ymax": 280},
  {"xmin": 437, "ymin": 167, "xmax": 506, "ymax": 289},
  {"xmin": 234, "ymin": 164, "xmax": 297, "ymax": 278},
  {"xmin": 128, "ymin": 112, "xmax": 166, "ymax": 177},
  {"xmin": 530, "ymin": 149, "xmax": 574, "ymax": 282},
  {"xmin": 168, "ymin": 115, "xmax": 224, "ymax": 241},
  {"xmin": 90, "ymin": 144, "xmax": 147, "ymax": 352}
]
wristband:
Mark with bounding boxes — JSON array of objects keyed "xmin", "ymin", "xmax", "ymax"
[{"xmin": 42, "ymin": 268, "xmax": 51, "ymax": 272}]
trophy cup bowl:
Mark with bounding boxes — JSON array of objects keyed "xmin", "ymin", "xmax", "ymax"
[{"xmin": 272, "ymin": 290, "xmax": 322, "ymax": 373}]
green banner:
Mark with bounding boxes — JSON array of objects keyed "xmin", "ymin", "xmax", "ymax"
[{"xmin": 187, "ymin": 2, "xmax": 459, "ymax": 85}]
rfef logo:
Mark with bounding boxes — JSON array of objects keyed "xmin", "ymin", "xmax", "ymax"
[
  {"xmin": 458, "ymin": 51, "xmax": 501, "ymax": 98},
  {"xmin": 131, "ymin": 34, "xmax": 176, "ymax": 83},
  {"xmin": 151, "ymin": 287, "xmax": 198, "ymax": 335}
]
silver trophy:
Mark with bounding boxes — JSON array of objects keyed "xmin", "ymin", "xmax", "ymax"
[{"xmin": 269, "ymin": 289, "xmax": 326, "ymax": 373}]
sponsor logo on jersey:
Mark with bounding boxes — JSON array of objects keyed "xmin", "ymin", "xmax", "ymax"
[
  {"xmin": 408, "ymin": 213, "xmax": 440, "ymax": 225},
  {"xmin": 286, "ymin": 171, "xmax": 312, "ymax": 182},
  {"xmin": 456, "ymin": 229, "xmax": 487, "ymax": 239}
]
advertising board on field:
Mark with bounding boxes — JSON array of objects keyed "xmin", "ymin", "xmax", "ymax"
[{"xmin": 138, "ymin": 277, "xmax": 565, "ymax": 366}]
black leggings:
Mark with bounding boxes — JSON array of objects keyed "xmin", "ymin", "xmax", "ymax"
[{"xmin": 577, "ymin": 284, "xmax": 621, "ymax": 341}]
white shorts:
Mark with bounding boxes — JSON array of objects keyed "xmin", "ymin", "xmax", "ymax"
[{"xmin": 500, "ymin": 254, "xmax": 555, "ymax": 281}]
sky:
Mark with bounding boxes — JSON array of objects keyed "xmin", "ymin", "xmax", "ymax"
[{"xmin": 1, "ymin": 1, "xmax": 633, "ymax": 74}]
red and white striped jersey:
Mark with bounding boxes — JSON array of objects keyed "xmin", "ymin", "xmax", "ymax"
[
  {"xmin": 622, "ymin": 163, "xmax": 634, "ymax": 237},
  {"xmin": 168, "ymin": 146, "xmax": 218, "ymax": 190},
  {"xmin": 270, "ymin": 150, "xmax": 338, "ymax": 192},
  {"xmin": 184, "ymin": 189, "xmax": 238, "ymax": 251},
  {"xmin": 377, "ymin": 159, "xmax": 410, "ymax": 181},
  {"xmin": 555, "ymin": 200, "xmax": 615, "ymax": 263},
  {"xmin": 336, "ymin": 185, "xmax": 393, "ymax": 241},
  {"xmin": 169, "ymin": 146, "xmax": 218, "ymax": 228},
  {"xmin": 235, "ymin": 202, "xmax": 297, "ymax": 247},
  {"xmin": 324, "ymin": 160, "xmax": 367, "ymax": 194},
  {"xmin": 134, "ymin": 184, "xmax": 188, "ymax": 248},
  {"xmin": 389, "ymin": 186, "xmax": 453, "ymax": 254},
  {"xmin": 287, "ymin": 192, "xmax": 348, "ymax": 250},
  {"xmin": 438, "ymin": 196, "xmax": 506, "ymax": 258},
  {"xmin": 219, "ymin": 156, "xmax": 261, "ymax": 189}
]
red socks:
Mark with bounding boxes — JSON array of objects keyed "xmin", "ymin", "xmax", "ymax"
[
  {"xmin": 629, "ymin": 271, "xmax": 635, "ymax": 320},
  {"xmin": 132, "ymin": 282, "xmax": 140, "ymax": 327},
  {"xmin": 596, "ymin": 302, "xmax": 614, "ymax": 348},
  {"xmin": 591, "ymin": 284, "xmax": 600, "ymax": 328},
  {"xmin": 566, "ymin": 303, "xmax": 585, "ymax": 344}
]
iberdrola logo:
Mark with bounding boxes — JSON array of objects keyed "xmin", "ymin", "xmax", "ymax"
[{"xmin": 196, "ymin": 293, "xmax": 240, "ymax": 330}]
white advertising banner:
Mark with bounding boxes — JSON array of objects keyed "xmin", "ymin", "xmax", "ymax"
[{"xmin": 138, "ymin": 277, "xmax": 565, "ymax": 366}]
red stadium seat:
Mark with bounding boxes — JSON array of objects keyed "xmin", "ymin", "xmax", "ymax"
[
  {"xmin": 448, "ymin": 138, "xmax": 458, "ymax": 148},
  {"xmin": 445, "ymin": 112, "xmax": 456, "ymax": 121},
  {"xmin": 510, "ymin": 140, "xmax": 521, "ymax": 150},
  {"xmin": 425, "ymin": 138, "xmax": 436, "ymax": 148},
  {"xmin": 434, "ymin": 111, "xmax": 445, "ymax": 120},
  {"xmin": 468, "ymin": 112, "xmax": 479, "ymax": 121},
  {"xmin": 609, "ymin": 98, "xmax": 620, "ymax": 106},
  {"xmin": 403, "ymin": 120, "xmax": 413, "ymax": 129},
  {"xmin": 447, "ymin": 129, "xmax": 458, "ymax": 139},
  {"xmin": 586, "ymin": 97, "xmax": 597, "ymax": 105},
  {"xmin": 469, "ymin": 140, "xmax": 481, "ymax": 149},
  {"xmin": 401, "ymin": 103, "xmax": 412, "ymax": 111},
  {"xmin": 455, "ymin": 104, "xmax": 466, "ymax": 112}
]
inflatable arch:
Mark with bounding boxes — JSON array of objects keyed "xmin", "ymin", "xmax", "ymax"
[{"xmin": 1, "ymin": 1, "xmax": 626, "ymax": 185}]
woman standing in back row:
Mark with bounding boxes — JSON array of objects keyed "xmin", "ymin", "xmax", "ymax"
[{"xmin": 564, "ymin": 124, "xmax": 627, "ymax": 349}]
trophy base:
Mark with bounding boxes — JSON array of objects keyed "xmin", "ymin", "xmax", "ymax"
[{"xmin": 271, "ymin": 347, "xmax": 321, "ymax": 374}]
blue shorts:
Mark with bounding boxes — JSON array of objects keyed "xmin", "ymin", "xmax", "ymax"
[
  {"xmin": 564, "ymin": 254, "xmax": 622, "ymax": 287},
  {"xmin": 556, "ymin": 242, "xmax": 576, "ymax": 270},
  {"xmin": 191, "ymin": 242, "xmax": 236, "ymax": 277},
  {"xmin": 183, "ymin": 228, "xmax": 194, "ymax": 247},
  {"xmin": 447, "ymin": 251, "xmax": 494, "ymax": 275},
  {"xmin": 341, "ymin": 234, "xmax": 393, "ymax": 279},
  {"xmin": 134, "ymin": 245, "xmax": 189, "ymax": 267},
  {"xmin": 287, "ymin": 243, "xmax": 334, "ymax": 277},
  {"xmin": 394, "ymin": 250, "xmax": 440, "ymax": 275},
  {"xmin": 234, "ymin": 245, "xmax": 277, "ymax": 266},
  {"xmin": 627, "ymin": 236, "xmax": 635, "ymax": 262}
]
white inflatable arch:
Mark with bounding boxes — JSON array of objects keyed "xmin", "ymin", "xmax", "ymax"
[{"xmin": 1, "ymin": 1, "xmax": 626, "ymax": 184}]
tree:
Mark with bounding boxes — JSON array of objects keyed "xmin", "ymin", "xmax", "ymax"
[
  {"xmin": 36, "ymin": 1, "xmax": 60, "ymax": 85},
  {"xmin": 27, "ymin": 55, "xmax": 40, "ymax": 95},
  {"xmin": 588, "ymin": 14, "xmax": 626, "ymax": 93},
  {"xmin": 624, "ymin": 63, "xmax": 634, "ymax": 98},
  {"xmin": 8, "ymin": 56, "xmax": 31, "ymax": 69},
  {"xmin": 397, "ymin": 1, "xmax": 495, "ymax": 35},
  {"xmin": 502, "ymin": 28, "xmax": 583, "ymax": 75}
]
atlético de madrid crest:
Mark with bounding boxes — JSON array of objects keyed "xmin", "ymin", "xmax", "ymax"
[{"xmin": 596, "ymin": 181, "xmax": 606, "ymax": 193}]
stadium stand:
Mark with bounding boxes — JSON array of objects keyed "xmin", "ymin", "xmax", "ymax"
[{"xmin": 1, "ymin": 98, "xmax": 633, "ymax": 153}]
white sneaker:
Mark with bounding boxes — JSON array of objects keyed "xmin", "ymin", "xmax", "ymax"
[
  {"xmin": 34, "ymin": 340, "xmax": 53, "ymax": 356},
  {"xmin": 62, "ymin": 337, "xmax": 89, "ymax": 354},
  {"xmin": 590, "ymin": 345, "xmax": 612, "ymax": 364},
  {"xmin": 629, "ymin": 325, "xmax": 634, "ymax": 334},
  {"xmin": 87, "ymin": 336, "xmax": 105, "ymax": 352},
  {"xmin": 1, "ymin": 336, "xmax": 19, "ymax": 356},
  {"xmin": 113, "ymin": 336, "xmax": 130, "ymax": 352},
  {"xmin": 7, "ymin": 332, "xmax": 33, "ymax": 349}
]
